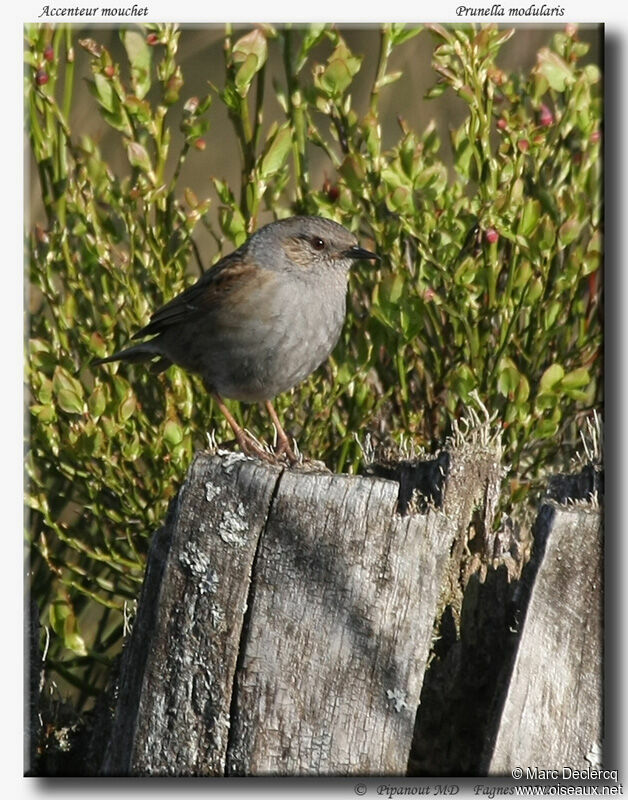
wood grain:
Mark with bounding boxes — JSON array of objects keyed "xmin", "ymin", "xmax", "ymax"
[{"xmin": 489, "ymin": 505, "xmax": 602, "ymax": 773}]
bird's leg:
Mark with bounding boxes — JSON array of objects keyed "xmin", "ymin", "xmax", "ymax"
[
  {"xmin": 212, "ymin": 392, "xmax": 271, "ymax": 461},
  {"xmin": 265, "ymin": 400, "xmax": 298, "ymax": 464}
]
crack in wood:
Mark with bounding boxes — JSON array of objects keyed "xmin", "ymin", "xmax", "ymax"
[{"xmin": 224, "ymin": 464, "xmax": 286, "ymax": 775}]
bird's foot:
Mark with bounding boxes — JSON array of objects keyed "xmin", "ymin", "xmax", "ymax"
[
  {"xmin": 264, "ymin": 400, "xmax": 300, "ymax": 466},
  {"xmin": 210, "ymin": 393, "xmax": 300, "ymax": 467},
  {"xmin": 273, "ymin": 433, "xmax": 299, "ymax": 466},
  {"xmin": 233, "ymin": 429, "xmax": 274, "ymax": 463},
  {"xmin": 237, "ymin": 428, "xmax": 300, "ymax": 467}
]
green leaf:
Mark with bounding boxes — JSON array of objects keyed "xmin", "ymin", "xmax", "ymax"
[
  {"xmin": 318, "ymin": 41, "xmax": 362, "ymax": 95},
  {"xmin": 90, "ymin": 73, "xmax": 115, "ymax": 112},
  {"xmin": 30, "ymin": 403, "xmax": 56, "ymax": 423},
  {"xmin": 390, "ymin": 24, "xmax": 423, "ymax": 46},
  {"xmin": 561, "ymin": 367, "xmax": 590, "ymax": 390},
  {"xmin": 526, "ymin": 278, "xmax": 543, "ymax": 305},
  {"xmin": 453, "ymin": 133, "xmax": 473, "ymax": 178},
  {"xmin": 218, "ymin": 204, "xmax": 247, "ymax": 246},
  {"xmin": 371, "ymin": 303, "xmax": 393, "ymax": 329},
  {"xmin": 380, "ymin": 272, "xmax": 405, "ymax": 306},
  {"xmin": 558, "ymin": 217, "xmax": 582, "ymax": 246},
  {"xmin": 584, "ymin": 64, "xmax": 601, "ymax": 84},
  {"xmin": 322, "ymin": 59, "xmax": 352, "ymax": 94},
  {"xmin": 260, "ymin": 124, "xmax": 292, "ymax": 178},
  {"xmin": 454, "ymin": 256, "xmax": 477, "ymax": 286},
  {"xmin": 126, "ymin": 141, "xmax": 153, "ymax": 175},
  {"xmin": 425, "ymin": 23, "xmax": 454, "ymax": 44},
  {"xmin": 118, "ymin": 386, "xmax": 137, "ymax": 422},
  {"xmin": 510, "ymin": 178, "xmax": 524, "ymax": 204},
  {"xmin": 163, "ymin": 419, "xmax": 183, "ymax": 446},
  {"xmin": 538, "ymin": 217, "xmax": 556, "ymax": 252},
  {"xmin": 234, "ymin": 53, "xmax": 259, "ymax": 96},
  {"xmin": 53, "ymin": 366, "xmax": 85, "ymax": 414},
  {"xmin": 582, "ymin": 232, "xmax": 601, "ymax": 275},
  {"xmin": 339, "ymin": 154, "xmax": 366, "ymax": 194},
  {"xmin": 415, "ymin": 163, "xmax": 447, "ymax": 194},
  {"xmin": 451, "ymin": 364, "xmax": 476, "ymax": 399},
  {"xmin": 121, "ymin": 431, "xmax": 142, "ymax": 460},
  {"xmin": 376, "ymin": 71, "xmax": 403, "ymax": 89},
  {"xmin": 516, "ymin": 374, "xmax": 530, "ymax": 403},
  {"xmin": 536, "ymin": 418, "xmax": 559, "ymax": 439},
  {"xmin": 425, "ymin": 82, "xmax": 448, "ymax": 100},
  {"xmin": 88, "ymin": 383, "xmax": 108, "ymax": 419},
  {"xmin": 388, "ymin": 185, "xmax": 414, "ymax": 213},
  {"xmin": 497, "ymin": 362, "xmax": 521, "ymax": 397},
  {"xmin": 212, "ymin": 176, "xmax": 237, "ymax": 206},
  {"xmin": 545, "ymin": 300, "xmax": 561, "ymax": 328},
  {"xmin": 120, "ymin": 30, "xmax": 152, "ymax": 99},
  {"xmin": 536, "ymin": 48, "xmax": 574, "ymax": 92},
  {"xmin": 233, "ymin": 28, "xmax": 268, "ymax": 65},
  {"xmin": 49, "ymin": 595, "xmax": 88, "ymax": 656},
  {"xmin": 125, "ymin": 94, "xmax": 152, "ymax": 124},
  {"xmin": 518, "ymin": 199, "xmax": 541, "ymax": 238},
  {"xmin": 233, "ymin": 29, "xmax": 268, "ymax": 96},
  {"xmin": 539, "ymin": 363, "xmax": 565, "ymax": 393}
]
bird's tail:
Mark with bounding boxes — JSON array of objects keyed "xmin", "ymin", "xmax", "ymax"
[{"xmin": 92, "ymin": 341, "xmax": 171, "ymax": 374}]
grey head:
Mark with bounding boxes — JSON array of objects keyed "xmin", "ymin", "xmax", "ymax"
[{"xmin": 245, "ymin": 216, "xmax": 378, "ymax": 275}]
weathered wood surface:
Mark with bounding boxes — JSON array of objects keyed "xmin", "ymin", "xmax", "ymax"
[
  {"xmin": 103, "ymin": 446, "xmax": 490, "ymax": 776},
  {"xmin": 409, "ymin": 476, "xmax": 602, "ymax": 777},
  {"xmin": 488, "ymin": 503, "xmax": 602, "ymax": 773},
  {"xmin": 103, "ymin": 454, "xmax": 283, "ymax": 776},
  {"xmin": 99, "ymin": 442, "xmax": 602, "ymax": 778},
  {"xmin": 225, "ymin": 468, "xmax": 454, "ymax": 775},
  {"xmin": 408, "ymin": 564, "xmax": 522, "ymax": 776}
]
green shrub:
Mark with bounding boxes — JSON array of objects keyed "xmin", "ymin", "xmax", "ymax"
[{"xmin": 26, "ymin": 23, "xmax": 601, "ymax": 704}]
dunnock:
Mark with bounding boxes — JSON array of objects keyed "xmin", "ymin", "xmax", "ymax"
[{"xmin": 94, "ymin": 216, "xmax": 378, "ymax": 463}]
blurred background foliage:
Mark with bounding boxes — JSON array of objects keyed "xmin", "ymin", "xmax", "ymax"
[{"xmin": 26, "ymin": 23, "xmax": 602, "ymax": 713}]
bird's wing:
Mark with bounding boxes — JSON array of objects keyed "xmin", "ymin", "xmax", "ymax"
[{"xmin": 132, "ymin": 248, "xmax": 255, "ymax": 339}]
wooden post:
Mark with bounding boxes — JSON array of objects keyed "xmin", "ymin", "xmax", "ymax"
[
  {"xmin": 103, "ymin": 454, "xmax": 283, "ymax": 776},
  {"xmin": 97, "ymin": 445, "xmax": 601, "ymax": 777},
  {"xmin": 102, "ymin": 442, "xmax": 502, "ymax": 776},
  {"xmin": 408, "ymin": 469, "xmax": 602, "ymax": 776},
  {"xmin": 488, "ymin": 503, "xmax": 603, "ymax": 773}
]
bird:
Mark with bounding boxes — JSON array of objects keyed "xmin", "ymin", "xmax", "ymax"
[{"xmin": 94, "ymin": 215, "xmax": 379, "ymax": 464}]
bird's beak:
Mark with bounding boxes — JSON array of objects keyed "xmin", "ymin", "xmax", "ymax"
[{"xmin": 345, "ymin": 245, "xmax": 380, "ymax": 261}]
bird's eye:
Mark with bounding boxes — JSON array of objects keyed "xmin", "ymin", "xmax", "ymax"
[{"xmin": 311, "ymin": 237, "xmax": 325, "ymax": 251}]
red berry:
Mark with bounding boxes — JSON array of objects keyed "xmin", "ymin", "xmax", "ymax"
[
  {"xmin": 539, "ymin": 104, "xmax": 554, "ymax": 127},
  {"xmin": 322, "ymin": 177, "xmax": 339, "ymax": 202},
  {"xmin": 485, "ymin": 228, "xmax": 499, "ymax": 244},
  {"xmin": 35, "ymin": 68, "xmax": 49, "ymax": 86},
  {"xmin": 43, "ymin": 45, "xmax": 54, "ymax": 63},
  {"xmin": 497, "ymin": 117, "xmax": 507, "ymax": 131},
  {"xmin": 518, "ymin": 139, "xmax": 529, "ymax": 153},
  {"xmin": 194, "ymin": 139, "xmax": 206, "ymax": 151},
  {"xmin": 146, "ymin": 33, "xmax": 159, "ymax": 45},
  {"xmin": 104, "ymin": 65, "xmax": 115, "ymax": 78}
]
